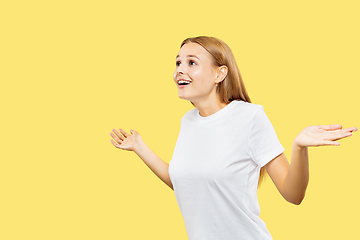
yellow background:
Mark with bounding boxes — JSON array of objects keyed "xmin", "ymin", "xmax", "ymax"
[{"xmin": 1, "ymin": 0, "xmax": 359, "ymax": 239}]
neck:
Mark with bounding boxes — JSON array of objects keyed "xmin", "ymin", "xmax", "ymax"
[{"xmin": 193, "ymin": 98, "xmax": 229, "ymax": 117}]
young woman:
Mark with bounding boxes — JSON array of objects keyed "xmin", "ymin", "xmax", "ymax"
[{"xmin": 110, "ymin": 36, "xmax": 357, "ymax": 240}]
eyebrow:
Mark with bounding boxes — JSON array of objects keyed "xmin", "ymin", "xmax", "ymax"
[{"xmin": 176, "ymin": 54, "xmax": 200, "ymax": 60}]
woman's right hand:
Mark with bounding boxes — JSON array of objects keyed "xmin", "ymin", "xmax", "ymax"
[{"xmin": 110, "ymin": 129, "xmax": 142, "ymax": 152}]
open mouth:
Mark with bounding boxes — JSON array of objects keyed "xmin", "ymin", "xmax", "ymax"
[{"xmin": 178, "ymin": 80, "xmax": 192, "ymax": 86}]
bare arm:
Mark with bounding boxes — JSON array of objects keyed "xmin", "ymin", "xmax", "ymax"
[
  {"xmin": 265, "ymin": 149, "xmax": 308, "ymax": 205},
  {"xmin": 265, "ymin": 125, "xmax": 357, "ymax": 205},
  {"xmin": 110, "ymin": 129, "xmax": 173, "ymax": 190}
]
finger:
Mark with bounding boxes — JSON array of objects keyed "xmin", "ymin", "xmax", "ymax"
[
  {"xmin": 110, "ymin": 132, "xmax": 124, "ymax": 142},
  {"xmin": 327, "ymin": 131, "xmax": 353, "ymax": 141},
  {"xmin": 317, "ymin": 140, "xmax": 340, "ymax": 146},
  {"xmin": 110, "ymin": 139, "xmax": 122, "ymax": 148},
  {"xmin": 321, "ymin": 126, "xmax": 357, "ymax": 134},
  {"xmin": 348, "ymin": 127, "xmax": 358, "ymax": 132},
  {"xmin": 120, "ymin": 129, "xmax": 131, "ymax": 138},
  {"xmin": 321, "ymin": 124, "xmax": 343, "ymax": 131},
  {"xmin": 322, "ymin": 127, "xmax": 352, "ymax": 139},
  {"xmin": 110, "ymin": 133, "xmax": 123, "ymax": 144},
  {"xmin": 112, "ymin": 129, "xmax": 125, "ymax": 140},
  {"xmin": 334, "ymin": 126, "xmax": 358, "ymax": 132}
]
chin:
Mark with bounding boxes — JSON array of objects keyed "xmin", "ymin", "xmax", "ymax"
[{"xmin": 178, "ymin": 94, "xmax": 191, "ymax": 101}]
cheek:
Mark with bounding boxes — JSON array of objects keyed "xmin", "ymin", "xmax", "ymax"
[
  {"xmin": 189, "ymin": 68, "xmax": 203, "ymax": 81},
  {"xmin": 190, "ymin": 68, "xmax": 213, "ymax": 85}
]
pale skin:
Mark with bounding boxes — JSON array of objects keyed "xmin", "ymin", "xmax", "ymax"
[{"xmin": 110, "ymin": 42, "xmax": 357, "ymax": 205}]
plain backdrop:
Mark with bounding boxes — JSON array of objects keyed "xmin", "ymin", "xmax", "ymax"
[{"xmin": 1, "ymin": 0, "xmax": 359, "ymax": 239}]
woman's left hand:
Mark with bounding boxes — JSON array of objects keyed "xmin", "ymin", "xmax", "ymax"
[{"xmin": 294, "ymin": 124, "xmax": 358, "ymax": 148}]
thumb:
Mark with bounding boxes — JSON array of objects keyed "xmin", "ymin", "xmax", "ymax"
[
  {"xmin": 130, "ymin": 129, "xmax": 137, "ymax": 135},
  {"xmin": 321, "ymin": 124, "xmax": 343, "ymax": 131}
]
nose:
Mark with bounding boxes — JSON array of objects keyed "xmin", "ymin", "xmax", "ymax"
[
  {"xmin": 176, "ymin": 64, "xmax": 185, "ymax": 75},
  {"xmin": 174, "ymin": 61, "xmax": 187, "ymax": 80},
  {"xmin": 174, "ymin": 67, "xmax": 184, "ymax": 81}
]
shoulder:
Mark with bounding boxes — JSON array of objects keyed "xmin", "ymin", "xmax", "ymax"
[
  {"xmin": 231, "ymin": 100, "xmax": 264, "ymax": 118},
  {"xmin": 183, "ymin": 107, "xmax": 197, "ymax": 117},
  {"xmin": 180, "ymin": 108, "xmax": 197, "ymax": 123},
  {"xmin": 232, "ymin": 100, "xmax": 262, "ymax": 110}
]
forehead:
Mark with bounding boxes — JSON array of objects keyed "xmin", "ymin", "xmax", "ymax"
[{"xmin": 177, "ymin": 42, "xmax": 211, "ymax": 59}]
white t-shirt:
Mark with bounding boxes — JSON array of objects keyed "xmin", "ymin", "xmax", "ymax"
[{"xmin": 168, "ymin": 100, "xmax": 284, "ymax": 240}]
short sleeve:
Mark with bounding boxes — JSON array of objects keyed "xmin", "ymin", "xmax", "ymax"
[{"xmin": 248, "ymin": 106, "xmax": 285, "ymax": 167}]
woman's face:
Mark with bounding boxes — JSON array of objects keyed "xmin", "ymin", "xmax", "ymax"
[{"xmin": 173, "ymin": 42, "xmax": 219, "ymax": 103}]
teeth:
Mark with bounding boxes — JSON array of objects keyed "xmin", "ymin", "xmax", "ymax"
[{"xmin": 178, "ymin": 80, "xmax": 191, "ymax": 84}]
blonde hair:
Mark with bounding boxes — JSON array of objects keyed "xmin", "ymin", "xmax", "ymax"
[{"xmin": 180, "ymin": 36, "xmax": 267, "ymax": 186}]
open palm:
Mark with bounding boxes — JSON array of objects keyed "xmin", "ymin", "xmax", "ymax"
[
  {"xmin": 110, "ymin": 129, "xmax": 142, "ymax": 151},
  {"xmin": 294, "ymin": 124, "xmax": 357, "ymax": 147}
]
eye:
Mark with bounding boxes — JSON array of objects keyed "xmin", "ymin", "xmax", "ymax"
[
  {"xmin": 176, "ymin": 61, "xmax": 181, "ymax": 67},
  {"xmin": 189, "ymin": 60, "xmax": 196, "ymax": 66}
]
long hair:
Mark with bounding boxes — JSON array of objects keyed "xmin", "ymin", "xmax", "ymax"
[{"xmin": 180, "ymin": 36, "xmax": 267, "ymax": 186}]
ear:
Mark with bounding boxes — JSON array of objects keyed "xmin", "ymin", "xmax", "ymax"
[{"xmin": 215, "ymin": 65, "xmax": 228, "ymax": 83}]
